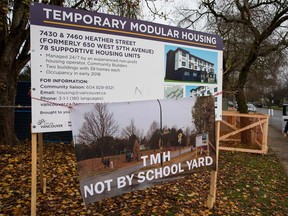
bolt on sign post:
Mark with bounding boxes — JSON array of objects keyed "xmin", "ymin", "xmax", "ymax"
[{"xmin": 30, "ymin": 3, "xmax": 222, "ymax": 215}]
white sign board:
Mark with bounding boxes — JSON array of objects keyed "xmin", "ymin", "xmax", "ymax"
[
  {"xmin": 30, "ymin": 3, "xmax": 223, "ymax": 133},
  {"xmin": 196, "ymin": 133, "xmax": 209, "ymax": 147}
]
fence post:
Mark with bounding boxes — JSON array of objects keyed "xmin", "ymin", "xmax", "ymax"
[
  {"xmin": 31, "ymin": 133, "xmax": 37, "ymax": 216},
  {"xmin": 207, "ymin": 121, "xmax": 220, "ymax": 208}
]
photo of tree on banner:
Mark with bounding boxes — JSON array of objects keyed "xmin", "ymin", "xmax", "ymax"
[{"xmin": 70, "ymin": 96, "xmax": 216, "ymax": 204}]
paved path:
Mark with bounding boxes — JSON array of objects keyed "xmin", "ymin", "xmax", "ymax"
[{"xmin": 268, "ymin": 125, "xmax": 288, "ymax": 176}]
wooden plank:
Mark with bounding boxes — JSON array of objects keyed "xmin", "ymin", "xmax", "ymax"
[
  {"xmin": 207, "ymin": 121, "xmax": 220, "ymax": 208},
  {"xmin": 215, "ymin": 121, "xmax": 220, "ymax": 170},
  {"xmin": 207, "ymin": 171, "xmax": 217, "ymax": 208},
  {"xmin": 220, "ymin": 119, "xmax": 267, "ymax": 141},
  {"xmin": 222, "ymin": 111, "xmax": 269, "ymax": 118},
  {"xmin": 258, "ymin": 117, "xmax": 264, "ymax": 133},
  {"xmin": 219, "ymin": 146, "xmax": 265, "ymax": 154},
  {"xmin": 219, "ymin": 113, "xmax": 269, "ymax": 155},
  {"xmin": 31, "ymin": 133, "xmax": 37, "ymax": 216},
  {"xmin": 262, "ymin": 119, "xmax": 268, "ymax": 154},
  {"xmin": 221, "ymin": 138, "xmax": 240, "ymax": 142},
  {"xmin": 208, "ymin": 140, "xmax": 216, "ymax": 151},
  {"xmin": 221, "ymin": 120, "xmax": 238, "ymax": 131},
  {"xmin": 255, "ymin": 140, "xmax": 262, "ymax": 147},
  {"xmin": 38, "ymin": 133, "xmax": 44, "ymax": 193}
]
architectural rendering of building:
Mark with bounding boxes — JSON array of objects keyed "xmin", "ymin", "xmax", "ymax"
[
  {"xmin": 189, "ymin": 86, "xmax": 219, "ymax": 108},
  {"xmin": 165, "ymin": 48, "xmax": 216, "ymax": 83}
]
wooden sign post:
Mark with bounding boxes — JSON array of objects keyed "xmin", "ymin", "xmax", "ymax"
[
  {"xmin": 31, "ymin": 133, "xmax": 37, "ymax": 216},
  {"xmin": 31, "ymin": 133, "xmax": 46, "ymax": 216},
  {"xmin": 207, "ymin": 121, "xmax": 220, "ymax": 208}
]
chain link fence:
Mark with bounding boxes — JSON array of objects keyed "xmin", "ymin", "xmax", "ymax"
[{"xmin": 9, "ymin": 81, "xmax": 72, "ymax": 143}]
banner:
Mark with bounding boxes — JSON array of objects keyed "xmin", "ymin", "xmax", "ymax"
[{"xmin": 70, "ymin": 96, "xmax": 216, "ymax": 204}]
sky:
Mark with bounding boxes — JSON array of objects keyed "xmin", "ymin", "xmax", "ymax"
[
  {"xmin": 141, "ymin": 0, "xmax": 203, "ymax": 29},
  {"xmin": 70, "ymin": 97, "xmax": 196, "ymax": 138}
]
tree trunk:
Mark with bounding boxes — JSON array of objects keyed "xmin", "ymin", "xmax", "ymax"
[
  {"xmin": 235, "ymin": 37, "xmax": 261, "ymax": 145},
  {"xmin": 0, "ymin": 1, "xmax": 32, "ymax": 145},
  {"xmin": 0, "ymin": 0, "xmax": 31, "ymax": 146},
  {"xmin": 0, "ymin": 67, "xmax": 19, "ymax": 146},
  {"xmin": 235, "ymin": 78, "xmax": 251, "ymax": 145}
]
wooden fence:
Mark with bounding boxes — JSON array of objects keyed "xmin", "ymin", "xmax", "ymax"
[{"xmin": 219, "ymin": 111, "xmax": 269, "ymax": 154}]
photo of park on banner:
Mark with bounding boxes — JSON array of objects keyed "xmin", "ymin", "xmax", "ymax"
[{"xmin": 70, "ymin": 96, "xmax": 216, "ymax": 204}]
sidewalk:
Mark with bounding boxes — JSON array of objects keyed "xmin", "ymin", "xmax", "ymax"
[{"xmin": 268, "ymin": 125, "xmax": 288, "ymax": 176}]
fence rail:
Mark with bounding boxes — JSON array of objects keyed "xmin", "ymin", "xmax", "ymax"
[{"xmin": 219, "ymin": 111, "xmax": 269, "ymax": 154}]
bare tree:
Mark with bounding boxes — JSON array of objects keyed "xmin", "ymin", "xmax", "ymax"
[
  {"xmin": 78, "ymin": 103, "xmax": 119, "ymax": 146},
  {"xmin": 202, "ymin": 1, "xmax": 288, "ymax": 143},
  {"xmin": 165, "ymin": 0, "xmax": 288, "ymax": 143},
  {"xmin": 0, "ymin": 0, "xmax": 141, "ymax": 145},
  {"xmin": 0, "ymin": 0, "xmax": 31, "ymax": 145},
  {"xmin": 99, "ymin": 0, "xmax": 140, "ymax": 18},
  {"xmin": 121, "ymin": 119, "xmax": 143, "ymax": 140},
  {"xmin": 145, "ymin": 1, "xmax": 288, "ymax": 108},
  {"xmin": 145, "ymin": 120, "xmax": 159, "ymax": 140},
  {"xmin": 198, "ymin": 1, "xmax": 288, "ymax": 112}
]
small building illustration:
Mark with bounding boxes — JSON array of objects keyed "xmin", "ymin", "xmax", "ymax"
[
  {"xmin": 165, "ymin": 48, "xmax": 216, "ymax": 83},
  {"xmin": 189, "ymin": 86, "xmax": 219, "ymax": 108}
]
